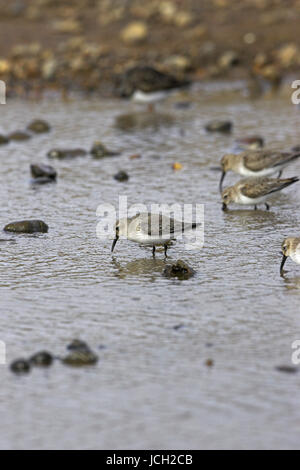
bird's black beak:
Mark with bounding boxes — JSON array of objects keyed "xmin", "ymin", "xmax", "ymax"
[
  {"xmin": 222, "ymin": 202, "xmax": 227, "ymax": 211},
  {"xmin": 280, "ymin": 254, "xmax": 287, "ymax": 275},
  {"xmin": 111, "ymin": 236, "xmax": 119, "ymax": 252},
  {"xmin": 219, "ymin": 171, "xmax": 226, "ymax": 193}
]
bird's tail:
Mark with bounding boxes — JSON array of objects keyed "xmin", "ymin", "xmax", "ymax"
[{"xmin": 269, "ymin": 176, "xmax": 299, "ymax": 195}]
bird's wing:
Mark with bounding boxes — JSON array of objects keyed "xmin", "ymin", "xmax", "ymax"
[
  {"xmin": 244, "ymin": 151, "xmax": 293, "ymax": 171},
  {"xmin": 240, "ymin": 177, "xmax": 299, "ymax": 198}
]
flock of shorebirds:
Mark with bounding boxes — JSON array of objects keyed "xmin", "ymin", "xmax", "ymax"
[
  {"xmin": 108, "ymin": 68, "xmax": 300, "ymax": 276},
  {"xmin": 111, "ymin": 112, "xmax": 300, "ymax": 275},
  {"xmin": 218, "ymin": 147, "xmax": 300, "ymax": 275}
]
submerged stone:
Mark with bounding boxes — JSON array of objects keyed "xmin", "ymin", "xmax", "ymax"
[
  {"xmin": 9, "ymin": 131, "xmax": 31, "ymax": 141},
  {"xmin": 275, "ymin": 365, "xmax": 299, "ymax": 374},
  {"xmin": 30, "ymin": 163, "xmax": 57, "ymax": 180},
  {"xmin": 10, "ymin": 359, "xmax": 31, "ymax": 374},
  {"xmin": 30, "ymin": 351, "xmax": 53, "ymax": 367},
  {"xmin": 4, "ymin": 220, "xmax": 48, "ymax": 233},
  {"xmin": 27, "ymin": 119, "xmax": 51, "ymax": 134},
  {"xmin": 163, "ymin": 260, "xmax": 195, "ymax": 280},
  {"xmin": 90, "ymin": 141, "xmax": 119, "ymax": 158},
  {"xmin": 114, "ymin": 171, "xmax": 129, "ymax": 182},
  {"xmin": 47, "ymin": 148, "xmax": 87, "ymax": 159},
  {"xmin": 67, "ymin": 339, "xmax": 90, "ymax": 352},
  {"xmin": 205, "ymin": 120, "xmax": 232, "ymax": 134},
  {"xmin": 62, "ymin": 349, "xmax": 98, "ymax": 366},
  {"xmin": 0, "ymin": 134, "xmax": 9, "ymax": 145}
]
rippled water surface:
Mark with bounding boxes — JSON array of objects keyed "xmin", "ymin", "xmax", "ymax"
[{"xmin": 1, "ymin": 84, "xmax": 300, "ymax": 449}]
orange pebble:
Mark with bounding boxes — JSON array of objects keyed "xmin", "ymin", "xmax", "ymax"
[
  {"xmin": 172, "ymin": 162, "xmax": 183, "ymax": 170},
  {"xmin": 129, "ymin": 154, "xmax": 141, "ymax": 159}
]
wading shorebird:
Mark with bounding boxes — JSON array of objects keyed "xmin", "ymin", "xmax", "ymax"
[
  {"xmin": 280, "ymin": 237, "xmax": 300, "ymax": 275},
  {"xmin": 111, "ymin": 213, "xmax": 199, "ymax": 257},
  {"xmin": 221, "ymin": 176, "xmax": 299, "ymax": 211},
  {"xmin": 219, "ymin": 150, "xmax": 300, "ymax": 192}
]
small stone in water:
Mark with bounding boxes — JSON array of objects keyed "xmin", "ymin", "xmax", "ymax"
[
  {"xmin": 30, "ymin": 164, "xmax": 57, "ymax": 180},
  {"xmin": 27, "ymin": 119, "xmax": 51, "ymax": 134},
  {"xmin": 114, "ymin": 171, "xmax": 129, "ymax": 182},
  {"xmin": 0, "ymin": 134, "xmax": 9, "ymax": 145},
  {"xmin": 205, "ymin": 120, "xmax": 232, "ymax": 133},
  {"xmin": 62, "ymin": 350, "xmax": 98, "ymax": 367},
  {"xmin": 172, "ymin": 162, "xmax": 182, "ymax": 170},
  {"xmin": 10, "ymin": 359, "xmax": 31, "ymax": 374},
  {"xmin": 47, "ymin": 148, "xmax": 87, "ymax": 159},
  {"xmin": 67, "ymin": 339, "xmax": 90, "ymax": 352},
  {"xmin": 9, "ymin": 131, "xmax": 31, "ymax": 141},
  {"xmin": 163, "ymin": 260, "xmax": 195, "ymax": 280},
  {"xmin": 30, "ymin": 351, "xmax": 53, "ymax": 367},
  {"xmin": 275, "ymin": 365, "xmax": 298, "ymax": 374},
  {"xmin": 4, "ymin": 220, "xmax": 48, "ymax": 233},
  {"xmin": 205, "ymin": 359, "xmax": 214, "ymax": 367},
  {"xmin": 90, "ymin": 141, "xmax": 119, "ymax": 158}
]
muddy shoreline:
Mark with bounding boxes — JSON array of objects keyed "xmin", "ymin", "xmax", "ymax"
[{"xmin": 1, "ymin": 0, "xmax": 300, "ymax": 97}]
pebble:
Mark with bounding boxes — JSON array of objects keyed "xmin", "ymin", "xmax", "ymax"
[
  {"xmin": 8, "ymin": 131, "xmax": 31, "ymax": 141},
  {"xmin": 62, "ymin": 349, "xmax": 98, "ymax": 367},
  {"xmin": 4, "ymin": 220, "xmax": 49, "ymax": 233},
  {"xmin": 10, "ymin": 359, "xmax": 31, "ymax": 374},
  {"xmin": 205, "ymin": 120, "xmax": 232, "ymax": 133},
  {"xmin": 90, "ymin": 141, "xmax": 119, "ymax": 159},
  {"xmin": 29, "ymin": 351, "xmax": 53, "ymax": 367},
  {"xmin": 0, "ymin": 134, "xmax": 9, "ymax": 145},
  {"xmin": 27, "ymin": 119, "xmax": 51, "ymax": 134},
  {"xmin": 47, "ymin": 148, "xmax": 87, "ymax": 159},
  {"xmin": 30, "ymin": 163, "xmax": 57, "ymax": 180},
  {"xmin": 275, "ymin": 365, "xmax": 299, "ymax": 374},
  {"xmin": 163, "ymin": 260, "xmax": 195, "ymax": 280},
  {"xmin": 114, "ymin": 171, "xmax": 129, "ymax": 182}
]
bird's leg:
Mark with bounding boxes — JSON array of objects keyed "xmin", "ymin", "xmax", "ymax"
[
  {"xmin": 278, "ymin": 170, "xmax": 282, "ymax": 178},
  {"xmin": 254, "ymin": 205, "xmax": 257, "ymax": 210},
  {"xmin": 265, "ymin": 202, "xmax": 270, "ymax": 210},
  {"xmin": 147, "ymin": 103, "xmax": 154, "ymax": 112},
  {"xmin": 164, "ymin": 244, "xmax": 168, "ymax": 258},
  {"xmin": 152, "ymin": 246, "xmax": 156, "ymax": 258}
]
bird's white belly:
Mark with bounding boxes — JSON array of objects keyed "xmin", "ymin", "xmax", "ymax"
[
  {"xmin": 236, "ymin": 193, "xmax": 267, "ymax": 205},
  {"xmin": 291, "ymin": 247, "xmax": 300, "ymax": 265},
  {"xmin": 239, "ymin": 165, "xmax": 277, "ymax": 177},
  {"xmin": 129, "ymin": 234, "xmax": 172, "ymax": 246}
]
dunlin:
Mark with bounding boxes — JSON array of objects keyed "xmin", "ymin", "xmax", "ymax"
[
  {"xmin": 221, "ymin": 176, "xmax": 299, "ymax": 211},
  {"xmin": 280, "ymin": 237, "xmax": 300, "ymax": 275},
  {"xmin": 111, "ymin": 212, "xmax": 199, "ymax": 257},
  {"xmin": 219, "ymin": 150, "xmax": 300, "ymax": 191}
]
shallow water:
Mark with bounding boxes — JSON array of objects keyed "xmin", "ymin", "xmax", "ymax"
[{"xmin": 1, "ymin": 83, "xmax": 300, "ymax": 450}]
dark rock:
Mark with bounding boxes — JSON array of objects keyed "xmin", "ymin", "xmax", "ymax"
[
  {"xmin": 27, "ymin": 119, "xmax": 51, "ymax": 134},
  {"xmin": 90, "ymin": 141, "xmax": 119, "ymax": 159},
  {"xmin": 291, "ymin": 145, "xmax": 300, "ymax": 152},
  {"xmin": 205, "ymin": 120, "xmax": 232, "ymax": 134},
  {"xmin": 163, "ymin": 260, "xmax": 195, "ymax": 280},
  {"xmin": 275, "ymin": 365, "xmax": 299, "ymax": 374},
  {"xmin": 173, "ymin": 324, "xmax": 185, "ymax": 330},
  {"xmin": 29, "ymin": 351, "xmax": 53, "ymax": 367},
  {"xmin": 4, "ymin": 220, "xmax": 48, "ymax": 233},
  {"xmin": 116, "ymin": 65, "xmax": 190, "ymax": 98},
  {"xmin": 62, "ymin": 349, "xmax": 98, "ymax": 366},
  {"xmin": 67, "ymin": 339, "xmax": 90, "ymax": 352},
  {"xmin": 115, "ymin": 111, "xmax": 174, "ymax": 131},
  {"xmin": 0, "ymin": 134, "xmax": 9, "ymax": 145},
  {"xmin": 47, "ymin": 148, "xmax": 87, "ymax": 159},
  {"xmin": 114, "ymin": 170, "xmax": 129, "ymax": 182},
  {"xmin": 9, "ymin": 131, "xmax": 31, "ymax": 141},
  {"xmin": 30, "ymin": 163, "xmax": 57, "ymax": 180},
  {"xmin": 10, "ymin": 359, "xmax": 31, "ymax": 374}
]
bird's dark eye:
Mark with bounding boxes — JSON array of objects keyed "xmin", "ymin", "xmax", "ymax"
[
  {"xmin": 223, "ymin": 194, "xmax": 228, "ymax": 199},
  {"xmin": 283, "ymin": 245, "xmax": 287, "ymax": 251}
]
